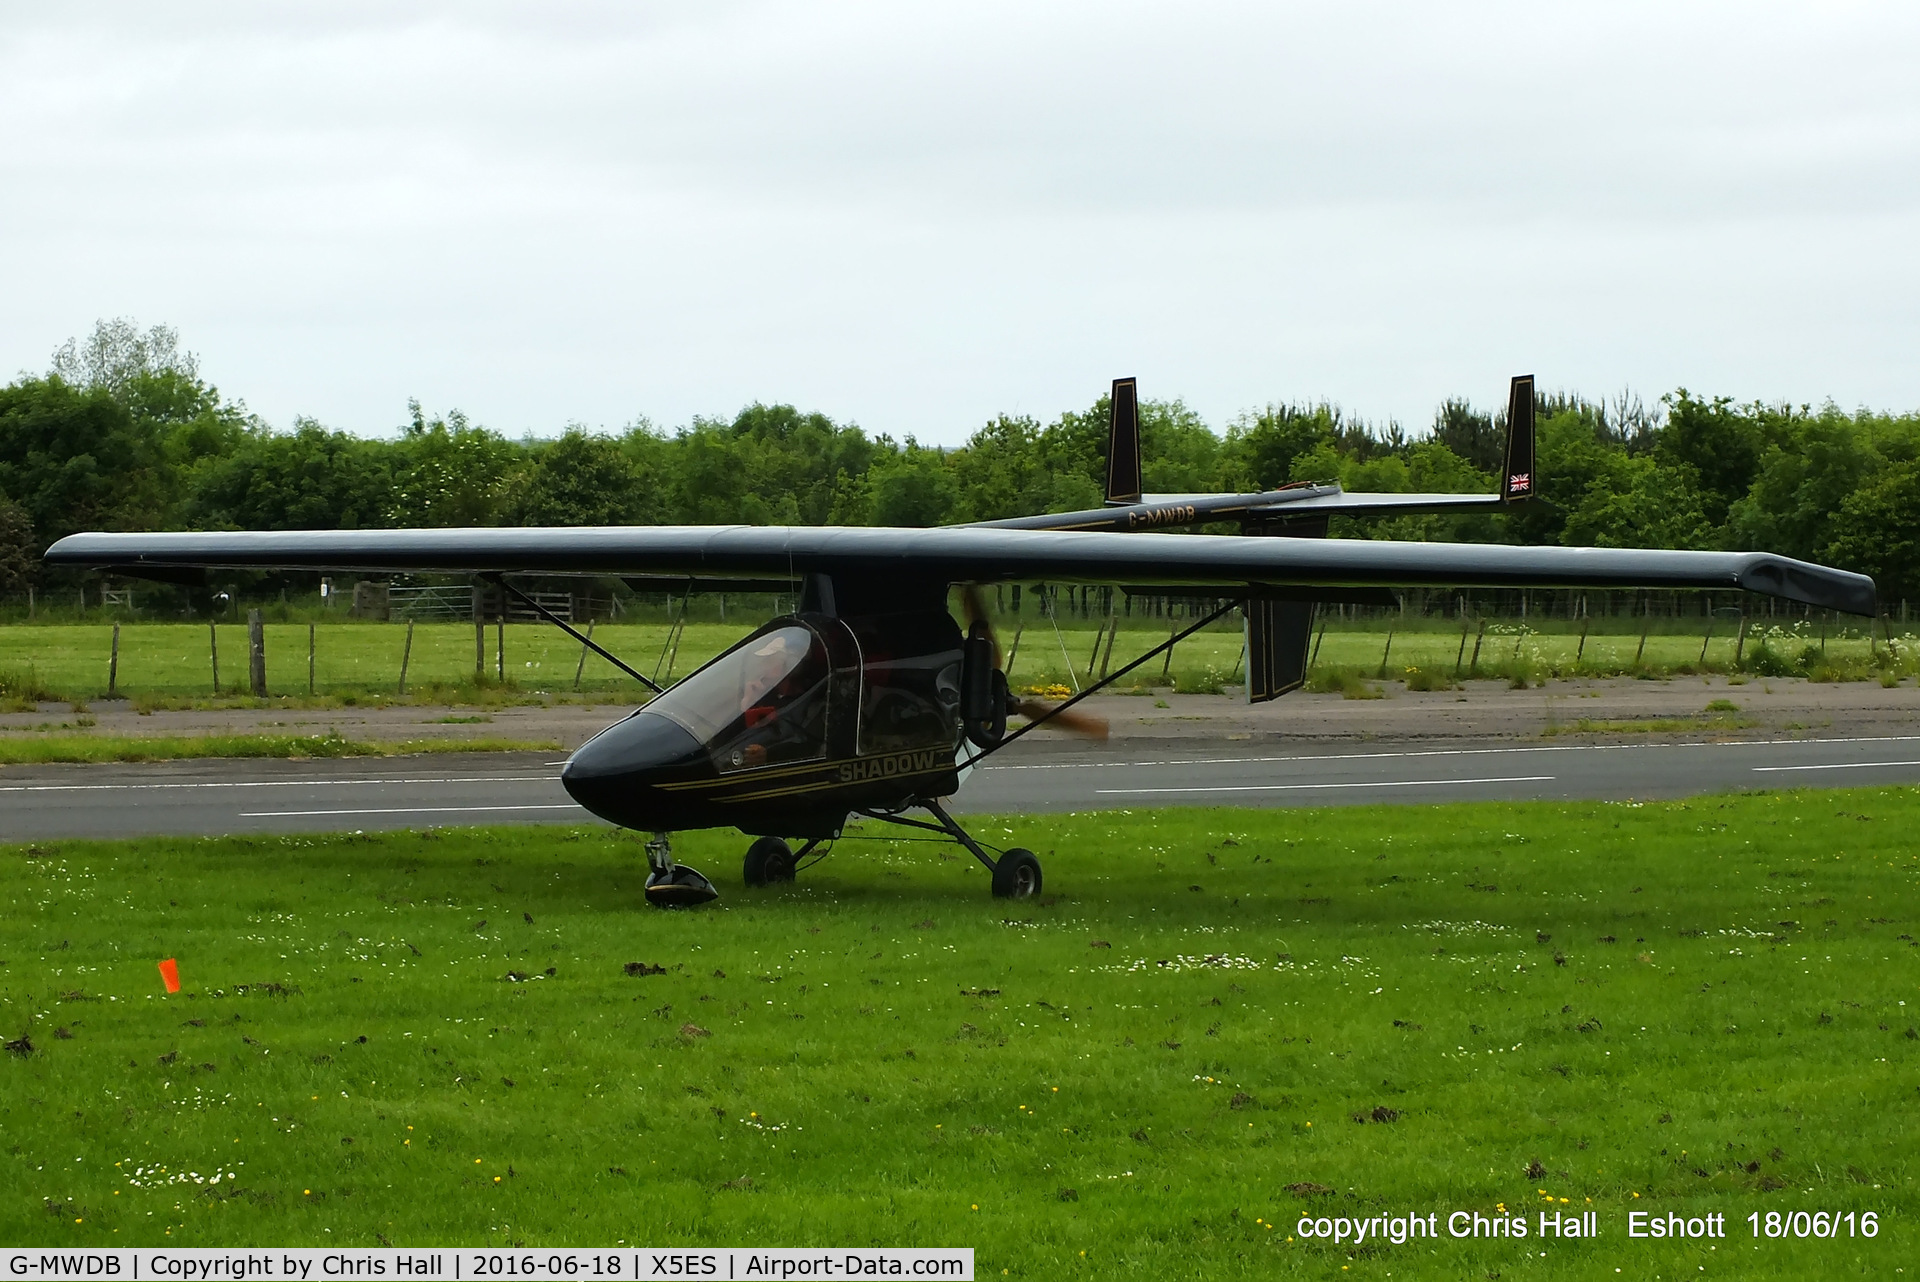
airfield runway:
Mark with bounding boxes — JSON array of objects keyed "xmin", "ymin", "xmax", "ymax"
[{"xmin": 4, "ymin": 732, "xmax": 1920, "ymax": 840}]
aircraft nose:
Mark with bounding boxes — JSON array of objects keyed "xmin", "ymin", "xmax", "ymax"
[{"xmin": 561, "ymin": 712, "xmax": 705, "ymax": 820}]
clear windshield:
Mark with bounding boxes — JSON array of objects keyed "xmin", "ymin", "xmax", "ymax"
[{"xmin": 647, "ymin": 624, "xmax": 830, "ymax": 772}]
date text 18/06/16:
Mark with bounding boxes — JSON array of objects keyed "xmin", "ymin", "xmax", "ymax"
[{"xmin": 1622, "ymin": 1211, "xmax": 1878, "ymax": 1239}]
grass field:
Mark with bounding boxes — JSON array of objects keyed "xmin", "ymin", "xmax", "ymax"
[
  {"xmin": 0, "ymin": 612, "xmax": 1908, "ymax": 709},
  {"xmin": 2, "ymin": 791, "xmax": 1915, "ymax": 1275}
]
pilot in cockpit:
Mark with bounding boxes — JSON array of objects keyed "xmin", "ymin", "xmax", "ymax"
[
  {"xmin": 741, "ymin": 633, "xmax": 795, "ymax": 724},
  {"xmin": 730, "ymin": 631, "xmax": 820, "ymax": 769}
]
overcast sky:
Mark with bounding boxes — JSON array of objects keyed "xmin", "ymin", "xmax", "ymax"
[{"xmin": 3, "ymin": 2, "xmax": 1917, "ymax": 443}]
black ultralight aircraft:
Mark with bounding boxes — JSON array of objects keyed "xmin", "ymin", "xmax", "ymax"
[{"xmin": 45, "ymin": 377, "xmax": 1877, "ymax": 906}]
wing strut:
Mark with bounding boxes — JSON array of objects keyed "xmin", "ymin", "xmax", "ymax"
[
  {"xmin": 962, "ymin": 595, "xmax": 1243, "ymax": 764},
  {"xmin": 488, "ymin": 575, "xmax": 665, "ymax": 693}
]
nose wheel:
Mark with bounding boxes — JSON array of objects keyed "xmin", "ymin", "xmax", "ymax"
[{"xmin": 644, "ymin": 832, "xmax": 719, "ymax": 908}]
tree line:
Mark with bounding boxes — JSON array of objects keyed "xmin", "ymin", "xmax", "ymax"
[{"xmin": 4, "ymin": 320, "xmax": 1919, "ymax": 602}]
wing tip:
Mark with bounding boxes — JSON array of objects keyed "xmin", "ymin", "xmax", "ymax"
[{"xmin": 1738, "ymin": 555, "xmax": 1878, "ymax": 617}]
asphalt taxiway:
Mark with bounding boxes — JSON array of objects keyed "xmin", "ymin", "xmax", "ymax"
[{"xmin": 4, "ymin": 733, "xmax": 1920, "ymax": 841}]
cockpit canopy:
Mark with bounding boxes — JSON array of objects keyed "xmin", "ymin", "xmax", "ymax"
[{"xmin": 642, "ymin": 612, "xmax": 963, "ymax": 774}]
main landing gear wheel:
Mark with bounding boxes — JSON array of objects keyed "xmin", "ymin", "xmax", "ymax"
[
  {"xmin": 743, "ymin": 836, "xmax": 797, "ymax": 886},
  {"xmin": 991, "ymin": 848, "xmax": 1043, "ymax": 899}
]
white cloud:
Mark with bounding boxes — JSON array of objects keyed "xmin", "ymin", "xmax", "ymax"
[{"xmin": 3, "ymin": 1, "xmax": 1917, "ymax": 442}]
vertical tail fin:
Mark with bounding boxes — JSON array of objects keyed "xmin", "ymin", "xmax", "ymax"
[
  {"xmin": 1501, "ymin": 374, "xmax": 1536, "ymax": 502},
  {"xmin": 1105, "ymin": 377, "xmax": 1143, "ymax": 505}
]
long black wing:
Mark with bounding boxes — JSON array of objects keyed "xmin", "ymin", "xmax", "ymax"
[{"xmin": 44, "ymin": 525, "xmax": 1877, "ymax": 615}]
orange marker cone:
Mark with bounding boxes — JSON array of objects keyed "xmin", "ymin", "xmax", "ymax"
[{"xmin": 158, "ymin": 959, "xmax": 180, "ymax": 993}]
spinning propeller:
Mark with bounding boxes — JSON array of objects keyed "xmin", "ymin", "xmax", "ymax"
[{"xmin": 960, "ymin": 586, "xmax": 1110, "ymax": 741}]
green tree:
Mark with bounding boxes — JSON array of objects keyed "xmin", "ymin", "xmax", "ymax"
[
  {"xmin": 1226, "ymin": 403, "xmax": 1340, "ymax": 489},
  {"xmin": 0, "ymin": 377, "xmax": 160, "ymax": 546},
  {"xmin": 1558, "ymin": 453, "xmax": 1713, "ymax": 550},
  {"xmin": 1727, "ymin": 407, "xmax": 1877, "ymax": 561},
  {"xmin": 187, "ymin": 418, "xmax": 394, "ymax": 530},
  {"xmin": 49, "ymin": 318, "xmax": 199, "ymax": 402},
  {"xmin": 1659, "ymin": 391, "xmax": 1768, "ymax": 528},
  {"xmin": 0, "ymin": 497, "xmax": 33, "ymax": 591},
  {"xmin": 668, "ymin": 421, "xmax": 786, "ymax": 525},
  {"xmin": 1824, "ymin": 460, "xmax": 1920, "ymax": 602},
  {"xmin": 867, "ymin": 445, "xmax": 958, "ymax": 526},
  {"xmin": 500, "ymin": 430, "xmax": 645, "ymax": 527},
  {"xmin": 1139, "ymin": 399, "xmax": 1225, "ymax": 494},
  {"xmin": 389, "ymin": 403, "xmax": 523, "ymax": 527},
  {"xmin": 1429, "ymin": 397, "xmax": 1504, "ymax": 474},
  {"xmin": 947, "ymin": 414, "xmax": 1051, "ymax": 521}
]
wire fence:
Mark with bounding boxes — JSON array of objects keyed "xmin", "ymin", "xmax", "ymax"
[{"xmin": 0, "ymin": 586, "xmax": 1910, "ymax": 708}]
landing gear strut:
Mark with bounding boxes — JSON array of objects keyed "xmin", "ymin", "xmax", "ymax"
[
  {"xmin": 858, "ymin": 799, "xmax": 1044, "ymax": 900},
  {"xmin": 644, "ymin": 831, "xmax": 719, "ymax": 908}
]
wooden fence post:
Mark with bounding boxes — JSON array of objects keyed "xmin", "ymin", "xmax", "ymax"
[
  {"xmin": 1376, "ymin": 628, "xmax": 1396, "ymax": 679},
  {"xmin": 247, "ymin": 609, "xmax": 267, "ymax": 697},
  {"xmin": 397, "ymin": 619, "xmax": 415, "ymax": 695},
  {"xmin": 1453, "ymin": 620, "xmax": 1470, "ymax": 677},
  {"xmin": 109, "ymin": 622, "xmax": 120, "ymax": 697},
  {"xmin": 496, "ymin": 615, "xmax": 506, "ymax": 682},
  {"xmin": 1468, "ymin": 619, "xmax": 1487, "ymax": 674},
  {"xmin": 308, "ymin": 623, "xmax": 316, "ymax": 695},
  {"xmin": 209, "ymin": 622, "xmax": 220, "ymax": 694},
  {"xmin": 473, "ymin": 585, "xmax": 486, "ymax": 680},
  {"xmin": 574, "ymin": 618, "xmax": 595, "ymax": 691}
]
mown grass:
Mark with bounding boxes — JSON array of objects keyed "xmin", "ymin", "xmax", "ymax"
[
  {"xmin": 2, "ymin": 791, "xmax": 1915, "ymax": 1274},
  {"xmin": 0, "ymin": 733, "xmax": 559, "ymax": 765},
  {"xmin": 2, "ymin": 614, "xmax": 1910, "ymax": 708},
  {"xmin": 0, "ymin": 623, "xmax": 752, "ymax": 707},
  {"xmin": 1540, "ymin": 716, "xmax": 1762, "ymax": 738}
]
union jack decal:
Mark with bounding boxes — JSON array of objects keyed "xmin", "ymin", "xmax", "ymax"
[{"xmin": 1507, "ymin": 472, "xmax": 1532, "ymax": 495}]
